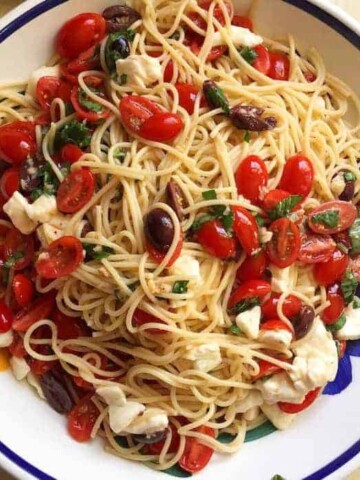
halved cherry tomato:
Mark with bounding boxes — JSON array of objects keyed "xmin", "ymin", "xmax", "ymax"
[
  {"xmin": 262, "ymin": 294, "xmax": 302, "ymax": 320},
  {"xmin": 175, "ymin": 83, "xmax": 205, "ymax": 115},
  {"xmin": 56, "ymin": 13, "xmax": 106, "ymax": 59},
  {"xmin": 12, "ymin": 274, "xmax": 35, "ymax": 308},
  {"xmin": 236, "ymin": 250, "xmax": 267, "ymax": 282},
  {"xmin": 304, "ymin": 71, "xmax": 317, "ymax": 82},
  {"xmin": 189, "ymin": 34, "xmax": 228, "ymax": 62},
  {"xmin": 13, "ymin": 292, "xmax": 56, "ymax": 332},
  {"xmin": 133, "ymin": 308, "xmax": 167, "ymax": 335},
  {"xmin": 36, "ymin": 236, "xmax": 84, "ymax": 280},
  {"xmin": 147, "ymin": 423, "xmax": 180, "ymax": 454},
  {"xmin": 232, "ymin": 15, "xmax": 253, "ymax": 31},
  {"xmin": 164, "ymin": 60, "xmax": 175, "ymax": 83},
  {"xmin": 262, "ymin": 189, "xmax": 293, "ymax": 213},
  {"xmin": 36, "ymin": 77, "xmax": 61, "ymax": 111},
  {"xmin": 179, "ymin": 425, "xmax": 215, "ymax": 474},
  {"xmin": 228, "ymin": 279, "xmax": 271, "ymax": 310},
  {"xmin": 66, "ymin": 45, "xmax": 100, "ymax": 74},
  {"xmin": 260, "ymin": 318, "xmax": 293, "ymax": 334},
  {"xmin": 35, "ymin": 112, "xmax": 51, "ymax": 126},
  {"xmin": 267, "ymin": 218, "xmax": 300, "ymax": 268},
  {"xmin": 278, "ymin": 387, "xmax": 320, "ymax": 414},
  {"xmin": 235, "ymin": 155, "xmax": 268, "ymax": 205},
  {"xmin": 28, "ymin": 345, "xmax": 57, "ymax": 376},
  {"xmin": 71, "ymin": 79, "xmax": 110, "ymax": 122},
  {"xmin": 321, "ymin": 291, "xmax": 345, "ymax": 325},
  {"xmin": 60, "ymin": 144, "xmax": 84, "ymax": 164},
  {"xmin": 119, "ymin": 95, "xmax": 163, "ymax": 135},
  {"xmin": 279, "ymin": 154, "xmax": 314, "ymax": 197},
  {"xmin": 0, "ymin": 300, "xmax": 13, "ymax": 333},
  {"xmin": 251, "ymin": 45, "xmax": 271, "ymax": 75},
  {"xmin": 146, "ymin": 234, "xmax": 184, "ymax": 268},
  {"xmin": 0, "ymin": 167, "xmax": 20, "ymax": 200},
  {"xmin": 52, "ymin": 309, "xmax": 88, "ymax": 340},
  {"xmin": 57, "ymin": 169, "xmax": 95, "ymax": 214},
  {"xmin": 268, "ymin": 52, "xmax": 290, "ymax": 81},
  {"xmin": 187, "ymin": 0, "xmax": 233, "ymax": 31},
  {"xmin": 68, "ymin": 394, "xmax": 100, "ymax": 442},
  {"xmin": 0, "ymin": 123, "xmax": 37, "ymax": 165},
  {"xmin": 0, "ymin": 192, "xmax": 7, "ymax": 217},
  {"xmin": 4, "ymin": 228, "xmax": 34, "ymax": 271},
  {"xmin": 307, "ymin": 201, "xmax": 357, "ymax": 235},
  {"xmin": 313, "ymin": 248, "xmax": 349, "ymax": 286},
  {"xmin": 60, "ymin": 63, "xmax": 79, "ymax": 85},
  {"xmin": 253, "ymin": 359, "xmax": 284, "ymax": 381},
  {"xmin": 298, "ymin": 233, "xmax": 336, "ymax": 264},
  {"xmin": 197, "ymin": 220, "xmax": 237, "ymax": 259},
  {"xmin": 8, "ymin": 333, "xmax": 27, "ymax": 358},
  {"xmin": 140, "ymin": 112, "xmax": 184, "ymax": 142},
  {"xmin": 232, "ymin": 206, "xmax": 259, "ymax": 255}
]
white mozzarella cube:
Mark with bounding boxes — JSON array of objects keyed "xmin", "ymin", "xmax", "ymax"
[
  {"xmin": 125, "ymin": 408, "xmax": 168, "ymax": 435},
  {"xmin": 185, "ymin": 343, "xmax": 221, "ymax": 373},
  {"xmin": 26, "ymin": 65, "xmax": 60, "ymax": 99},
  {"xmin": 96, "ymin": 385, "xmax": 126, "ymax": 407},
  {"xmin": 0, "ymin": 330, "xmax": 14, "ymax": 348},
  {"xmin": 235, "ymin": 306, "xmax": 261, "ymax": 340},
  {"xmin": 108, "ymin": 401, "xmax": 145, "ymax": 434},
  {"xmin": 116, "ymin": 55, "xmax": 162, "ymax": 89},
  {"xmin": 257, "ymin": 372, "xmax": 306, "ymax": 405},
  {"xmin": 336, "ymin": 303, "xmax": 360, "ymax": 340},
  {"xmin": 258, "ymin": 329, "xmax": 293, "ymax": 349},
  {"xmin": 10, "ymin": 357, "xmax": 30, "ymax": 381},
  {"xmin": 261, "ymin": 403, "xmax": 297, "ymax": 430},
  {"xmin": 27, "ymin": 195, "xmax": 58, "ymax": 223},
  {"xmin": 234, "ymin": 390, "xmax": 263, "ymax": 413},
  {"xmin": 3, "ymin": 192, "xmax": 37, "ymax": 234},
  {"xmin": 213, "ymin": 26, "xmax": 263, "ymax": 48}
]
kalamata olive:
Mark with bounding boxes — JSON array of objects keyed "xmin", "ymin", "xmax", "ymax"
[
  {"xmin": 19, "ymin": 153, "xmax": 46, "ymax": 192},
  {"xmin": 333, "ymin": 231, "xmax": 352, "ymax": 251},
  {"xmin": 292, "ymin": 305, "xmax": 315, "ymax": 340},
  {"xmin": 133, "ymin": 429, "xmax": 168, "ymax": 444},
  {"xmin": 144, "ymin": 208, "xmax": 175, "ymax": 253},
  {"xmin": 102, "ymin": 4, "xmax": 141, "ymax": 33},
  {"xmin": 166, "ymin": 181, "xmax": 184, "ymax": 221},
  {"xmin": 229, "ymin": 105, "xmax": 277, "ymax": 131},
  {"xmin": 80, "ymin": 221, "xmax": 93, "ymax": 238},
  {"xmin": 40, "ymin": 371, "xmax": 73, "ymax": 414},
  {"xmin": 113, "ymin": 37, "xmax": 130, "ymax": 58},
  {"xmin": 339, "ymin": 182, "xmax": 355, "ymax": 201}
]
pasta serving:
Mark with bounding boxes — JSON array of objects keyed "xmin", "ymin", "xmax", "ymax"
[{"xmin": 0, "ymin": 0, "xmax": 360, "ymax": 475}]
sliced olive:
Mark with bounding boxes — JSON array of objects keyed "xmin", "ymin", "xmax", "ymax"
[
  {"xmin": 292, "ymin": 305, "xmax": 315, "ymax": 340},
  {"xmin": 40, "ymin": 371, "xmax": 73, "ymax": 414},
  {"xmin": 166, "ymin": 181, "xmax": 184, "ymax": 221},
  {"xmin": 339, "ymin": 182, "xmax": 355, "ymax": 201},
  {"xmin": 144, "ymin": 208, "xmax": 175, "ymax": 253},
  {"xmin": 19, "ymin": 153, "xmax": 46, "ymax": 192},
  {"xmin": 229, "ymin": 105, "xmax": 277, "ymax": 131},
  {"xmin": 133, "ymin": 429, "xmax": 168, "ymax": 444},
  {"xmin": 103, "ymin": 4, "xmax": 141, "ymax": 33}
]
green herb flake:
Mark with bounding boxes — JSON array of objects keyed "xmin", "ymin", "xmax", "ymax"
[
  {"xmin": 191, "ymin": 214, "xmax": 216, "ymax": 232},
  {"xmin": 229, "ymin": 325, "xmax": 242, "ymax": 336},
  {"xmin": 170, "ymin": 30, "xmax": 181, "ymax": 41},
  {"xmin": 4, "ymin": 251, "xmax": 25, "ymax": 269},
  {"xmin": 326, "ymin": 313, "xmax": 346, "ymax": 332},
  {"xmin": 243, "ymin": 130, "xmax": 251, "ymax": 143},
  {"xmin": 311, "ymin": 209, "xmax": 339, "ymax": 229},
  {"xmin": 55, "ymin": 121, "xmax": 92, "ymax": 150},
  {"xmin": 105, "ymin": 30, "xmax": 134, "ymax": 73},
  {"xmin": 353, "ymin": 296, "xmax": 360, "ymax": 309},
  {"xmin": 228, "ymin": 297, "xmax": 260, "ymax": 315},
  {"xmin": 269, "ymin": 195, "xmax": 302, "ymax": 220},
  {"xmin": 203, "ymin": 80, "xmax": 230, "ymax": 116},
  {"xmin": 341, "ymin": 270, "xmax": 358, "ymax": 306},
  {"xmin": 119, "ymin": 73, "xmax": 127, "ymax": 86},
  {"xmin": 344, "ymin": 171, "xmax": 356, "ymax": 182},
  {"xmin": 240, "ymin": 46, "xmax": 258, "ymax": 64},
  {"xmin": 221, "ymin": 211, "xmax": 234, "ymax": 232},
  {"xmin": 172, "ymin": 280, "xmax": 189, "ymax": 294},
  {"xmin": 78, "ymin": 88, "xmax": 105, "ymax": 113},
  {"xmin": 349, "ymin": 218, "xmax": 360, "ymax": 254},
  {"xmin": 255, "ymin": 215, "xmax": 265, "ymax": 227},
  {"xmin": 114, "ymin": 290, "xmax": 123, "ymax": 301},
  {"xmin": 336, "ymin": 242, "xmax": 349, "ymax": 254},
  {"xmin": 83, "ymin": 244, "xmax": 115, "ymax": 261},
  {"xmin": 202, "ymin": 189, "xmax": 217, "ymax": 201},
  {"xmin": 271, "ymin": 475, "xmax": 286, "ymax": 480},
  {"xmin": 128, "ymin": 281, "xmax": 139, "ymax": 292}
]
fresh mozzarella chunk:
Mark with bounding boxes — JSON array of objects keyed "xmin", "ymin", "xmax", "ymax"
[
  {"xmin": 330, "ymin": 174, "xmax": 346, "ymax": 197},
  {"xmin": 336, "ymin": 303, "xmax": 360, "ymax": 341},
  {"xmin": 96, "ymin": 385, "xmax": 126, "ymax": 407},
  {"xmin": 259, "ymin": 227, "xmax": 273, "ymax": 244},
  {"xmin": 261, "ymin": 403, "xmax": 297, "ymax": 430},
  {"xmin": 270, "ymin": 265, "xmax": 294, "ymax": 293},
  {"xmin": 125, "ymin": 408, "xmax": 168, "ymax": 435},
  {"xmin": 37, "ymin": 223, "xmax": 63, "ymax": 247},
  {"xmin": 257, "ymin": 372, "xmax": 306, "ymax": 404},
  {"xmin": 26, "ymin": 65, "xmax": 60, "ymax": 99},
  {"xmin": 116, "ymin": 55, "xmax": 162, "ymax": 89},
  {"xmin": 0, "ymin": 330, "xmax": 14, "ymax": 348},
  {"xmin": 3, "ymin": 192, "xmax": 37, "ymax": 234},
  {"xmin": 27, "ymin": 372, "xmax": 45, "ymax": 399},
  {"xmin": 109, "ymin": 401, "xmax": 145, "ymax": 434},
  {"xmin": 169, "ymin": 255, "xmax": 202, "ymax": 284},
  {"xmin": 10, "ymin": 357, "xmax": 30, "ymax": 381},
  {"xmin": 243, "ymin": 406, "xmax": 260, "ymax": 422},
  {"xmin": 213, "ymin": 26, "xmax": 263, "ymax": 48},
  {"xmin": 258, "ymin": 329, "xmax": 293, "ymax": 349},
  {"xmin": 185, "ymin": 343, "xmax": 221, "ymax": 373},
  {"xmin": 314, "ymin": 96, "xmax": 326, "ymax": 111},
  {"xmin": 27, "ymin": 195, "xmax": 58, "ymax": 223},
  {"xmin": 235, "ymin": 306, "xmax": 261, "ymax": 340},
  {"xmin": 234, "ymin": 390, "xmax": 263, "ymax": 413}
]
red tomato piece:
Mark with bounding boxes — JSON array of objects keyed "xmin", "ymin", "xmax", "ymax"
[
  {"xmin": 12, "ymin": 274, "xmax": 35, "ymax": 308},
  {"xmin": 35, "ymin": 236, "xmax": 84, "ymax": 280},
  {"xmin": 133, "ymin": 308, "xmax": 167, "ymax": 335},
  {"xmin": 13, "ymin": 292, "xmax": 56, "ymax": 332},
  {"xmin": 147, "ymin": 423, "xmax": 180, "ymax": 454},
  {"xmin": 119, "ymin": 95, "xmax": 163, "ymax": 135},
  {"xmin": 179, "ymin": 425, "xmax": 215, "ymax": 474},
  {"xmin": 298, "ymin": 233, "xmax": 336, "ymax": 264},
  {"xmin": 197, "ymin": 220, "xmax": 237, "ymax": 259},
  {"xmin": 164, "ymin": 60, "xmax": 175, "ymax": 83},
  {"xmin": 279, "ymin": 154, "xmax": 314, "ymax": 197},
  {"xmin": 232, "ymin": 15, "xmax": 253, "ymax": 31},
  {"xmin": 232, "ymin": 206, "xmax": 260, "ymax": 255},
  {"xmin": 188, "ymin": 0, "xmax": 233, "ymax": 31},
  {"xmin": 260, "ymin": 318, "xmax": 293, "ymax": 334},
  {"xmin": 60, "ymin": 144, "xmax": 84, "ymax": 164},
  {"xmin": 52, "ymin": 309, "xmax": 88, "ymax": 340},
  {"xmin": 262, "ymin": 189, "xmax": 293, "ymax": 213},
  {"xmin": 321, "ymin": 291, "xmax": 345, "ymax": 325},
  {"xmin": 175, "ymin": 83, "xmax": 204, "ymax": 115},
  {"xmin": 28, "ymin": 347, "xmax": 57, "ymax": 376},
  {"xmin": 235, "ymin": 155, "xmax": 268, "ymax": 205},
  {"xmin": 253, "ymin": 359, "xmax": 284, "ymax": 381},
  {"xmin": 268, "ymin": 52, "xmax": 290, "ymax": 81},
  {"xmin": 56, "ymin": 169, "xmax": 95, "ymax": 214},
  {"xmin": 4, "ymin": 228, "xmax": 34, "ymax": 271},
  {"xmin": 304, "ymin": 71, "xmax": 317, "ymax": 82},
  {"xmin": 8, "ymin": 333, "xmax": 27, "ymax": 358},
  {"xmin": 189, "ymin": 34, "xmax": 228, "ymax": 62},
  {"xmin": 66, "ymin": 45, "xmax": 101, "ymax": 74},
  {"xmin": 0, "ymin": 300, "xmax": 14, "ymax": 334},
  {"xmin": 146, "ymin": 235, "xmax": 183, "ymax": 268},
  {"xmin": 278, "ymin": 388, "xmax": 320, "ymax": 414},
  {"xmin": 252, "ymin": 45, "xmax": 271, "ymax": 75},
  {"xmin": 313, "ymin": 249, "xmax": 349, "ymax": 286},
  {"xmin": 0, "ymin": 167, "xmax": 20, "ymax": 200},
  {"xmin": 236, "ymin": 250, "xmax": 267, "ymax": 282},
  {"xmin": 0, "ymin": 124, "xmax": 36, "ymax": 165},
  {"xmin": 307, "ymin": 201, "xmax": 357, "ymax": 235},
  {"xmin": 34, "ymin": 112, "xmax": 51, "ymax": 127},
  {"xmin": 36, "ymin": 77, "xmax": 62, "ymax": 111},
  {"xmin": 228, "ymin": 279, "xmax": 271, "ymax": 310},
  {"xmin": 68, "ymin": 394, "xmax": 100, "ymax": 442},
  {"xmin": 71, "ymin": 81, "xmax": 110, "ymax": 122},
  {"xmin": 56, "ymin": 13, "xmax": 106, "ymax": 59},
  {"xmin": 60, "ymin": 63, "xmax": 79, "ymax": 85},
  {"xmin": 262, "ymin": 294, "xmax": 302, "ymax": 320},
  {"xmin": 267, "ymin": 218, "xmax": 300, "ymax": 268},
  {"xmin": 139, "ymin": 112, "xmax": 184, "ymax": 142}
]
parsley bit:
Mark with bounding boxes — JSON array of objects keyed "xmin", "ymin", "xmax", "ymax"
[
  {"xmin": 172, "ymin": 280, "xmax": 189, "ymax": 294},
  {"xmin": 83, "ymin": 244, "xmax": 115, "ymax": 261},
  {"xmin": 269, "ymin": 195, "xmax": 302, "ymax": 220},
  {"xmin": 312, "ymin": 209, "xmax": 339, "ymax": 228},
  {"xmin": 4, "ymin": 251, "xmax": 25, "ymax": 269},
  {"xmin": 228, "ymin": 298, "xmax": 260, "ymax": 315}
]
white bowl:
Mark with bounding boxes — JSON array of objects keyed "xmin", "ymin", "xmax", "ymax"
[{"xmin": 1, "ymin": 1, "xmax": 360, "ymax": 479}]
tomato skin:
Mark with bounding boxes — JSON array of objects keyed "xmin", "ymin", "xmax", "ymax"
[
  {"xmin": 71, "ymin": 84, "xmax": 110, "ymax": 123},
  {"xmin": 28, "ymin": 351, "xmax": 56, "ymax": 376},
  {"xmin": 232, "ymin": 207, "xmax": 259, "ymax": 255},
  {"xmin": 262, "ymin": 189, "xmax": 292, "ymax": 213},
  {"xmin": 253, "ymin": 359, "xmax": 283, "ymax": 381},
  {"xmin": 57, "ymin": 169, "xmax": 95, "ymax": 214},
  {"xmin": 188, "ymin": 0, "xmax": 233, "ymax": 31},
  {"xmin": 139, "ymin": 112, "xmax": 184, "ymax": 142},
  {"xmin": 228, "ymin": 279, "xmax": 271, "ymax": 310},
  {"xmin": 197, "ymin": 220, "xmax": 237, "ymax": 259},
  {"xmin": 56, "ymin": 13, "xmax": 106, "ymax": 59},
  {"xmin": 235, "ymin": 156, "xmax": 268, "ymax": 205},
  {"xmin": 252, "ymin": 45, "xmax": 271, "ymax": 75},
  {"xmin": 179, "ymin": 425, "xmax": 215, "ymax": 474},
  {"xmin": 164, "ymin": 60, "xmax": 175, "ymax": 83},
  {"xmin": 268, "ymin": 52, "xmax": 290, "ymax": 81},
  {"xmin": 262, "ymin": 294, "xmax": 302, "ymax": 320},
  {"xmin": 279, "ymin": 154, "xmax": 314, "ymax": 197},
  {"xmin": 133, "ymin": 308, "xmax": 167, "ymax": 335},
  {"xmin": 307, "ymin": 201, "xmax": 357, "ymax": 235},
  {"xmin": 147, "ymin": 423, "xmax": 180, "ymax": 454},
  {"xmin": 146, "ymin": 235, "xmax": 183, "ymax": 268},
  {"xmin": 304, "ymin": 71, "xmax": 317, "ymax": 82},
  {"xmin": 4, "ymin": 228, "xmax": 34, "ymax": 271},
  {"xmin": 60, "ymin": 144, "xmax": 84, "ymax": 164},
  {"xmin": 66, "ymin": 45, "xmax": 100, "ymax": 74},
  {"xmin": 119, "ymin": 95, "xmax": 163, "ymax": 134},
  {"xmin": 36, "ymin": 77, "xmax": 61, "ymax": 111},
  {"xmin": 9, "ymin": 333, "xmax": 27, "ymax": 358},
  {"xmin": 52, "ymin": 309, "xmax": 88, "ymax": 340},
  {"xmin": 278, "ymin": 388, "xmax": 320, "ymax": 414},
  {"xmin": 0, "ymin": 127, "xmax": 36, "ymax": 166},
  {"xmin": 260, "ymin": 318, "xmax": 293, "ymax": 334},
  {"xmin": 12, "ymin": 292, "xmax": 56, "ymax": 332},
  {"xmin": 12, "ymin": 274, "xmax": 35, "ymax": 308},
  {"xmin": 68, "ymin": 394, "xmax": 100, "ymax": 442},
  {"xmin": 232, "ymin": 15, "xmax": 253, "ymax": 31},
  {"xmin": 175, "ymin": 83, "xmax": 204, "ymax": 114},
  {"xmin": 314, "ymin": 249, "xmax": 349, "ymax": 286},
  {"xmin": 0, "ymin": 300, "xmax": 14, "ymax": 333},
  {"xmin": 0, "ymin": 167, "xmax": 20, "ymax": 200},
  {"xmin": 35, "ymin": 236, "xmax": 84, "ymax": 280},
  {"xmin": 236, "ymin": 250, "xmax": 267, "ymax": 282},
  {"xmin": 267, "ymin": 218, "xmax": 300, "ymax": 268},
  {"xmin": 298, "ymin": 233, "xmax": 336, "ymax": 264},
  {"xmin": 321, "ymin": 291, "xmax": 345, "ymax": 325},
  {"xmin": 189, "ymin": 34, "xmax": 228, "ymax": 62}
]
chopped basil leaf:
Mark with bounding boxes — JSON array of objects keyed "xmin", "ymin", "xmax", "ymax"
[
  {"xmin": 229, "ymin": 325, "xmax": 242, "ymax": 336},
  {"xmin": 192, "ymin": 214, "xmax": 216, "ymax": 231},
  {"xmin": 269, "ymin": 195, "xmax": 302, "ymax": 220},
  {"xmin": 31, "ymin": 163, "xmax": 61, "ymax": 199},
  {"xmin": 78, "ymin": 88, "xmax": 105, "ymax": 113},
  {"xmin": 128, "ymin": 281, "xmax": 139, "ymax": 292},
  {"xmin": 203, "ymin": 80, "xmax": 230, "ymax": 116},
  {"xmin": 349, "ymin": 218, "xmax": 360, "ymax": 254},
  {"xmin": 243, "ymin": 130, "xmax": 251, "ymax": 143},
  {"xmin": 119, "ymin": 73, "xmax": 127, "ymax": 86},
  {"xmin": 271, "ymin": 475, "xmax": 286, "ymax": 480},
  {"xmin": 55, "ymin": 121, "xmax": 92, "ymax": 150},
  {"xmin": 4, "ymin": 251, "xmax": 25, "ymax": 268},
  {"xmin": 222, "ymin": 211, "xmax": 234, "ymax": 232},
  {"xmin": 336, "ymin": 242, "xmax": 349, "ymax": 254},
  {"xmin": 311, "ymin": 209, "xmax": 339, "ymax": 228},
  {"xmin": 240, "ymin": 46, "xmax": 258, "ymax": 64},
  {"xmin": 353, "ymin": 296, "xmax": 360, "ymax": 309},
  {"xmin": 105, "ymin": 30, "xmax": 134, "ymax": 73},
  {"xmin": 202, "ymin": 189, "xmax": 217, "ymax": 201},
  {"xmin": 170, "ymin": 30, "xmax": 180, "ymax": 41},
  {"xmin": 83, "ymin": 244, "xmax": 115, "ymax": 261},
  {"xmin": 212, "ymin": 204, "xmax": 227, "ymax": 217},
  {"xmin": 344, "ymin": 171, "xmax": 356, "ymax": 182},
  {"xmin": 326, "ymin": 313, "xmax": 346, "ymax": 332},
  {"xmin": 113, "ymin": 148, "xmax": 126, "ymax": 163},
  {"xmin": 228, "ymin": 297, "xmax": 260, "ymax": 315},
  {"xmin": 172, "ymin": 280, "xmax": 189, "ymax": 294},
  {"xmin": 255, "ymin": 215, "xmax": 265, "ymax": 227},
  {"xmin": 114, "ymin": 290, "xmax": 123, "ymax": 301},
  {"xmin": 341, "ymin": 270, "xmax": 358, "ymax": 306}
]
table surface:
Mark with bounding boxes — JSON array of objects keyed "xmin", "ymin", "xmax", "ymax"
[{"xmin": 0, "ymin": 0, "xmax": 360, "ymax": 479}]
